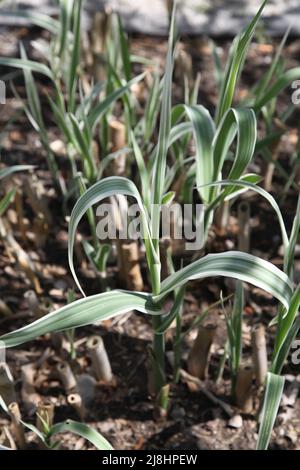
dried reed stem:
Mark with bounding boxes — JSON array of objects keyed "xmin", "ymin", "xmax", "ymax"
[
  {"xmin": 87, "ymin": 335, "xmax": 112, "ymax": 382},
  {"xmin": 251, "ymin": 324, "xmax": 268, "ymax": 387},
  {"xmin": 8, "ymin": 402, "xmax": 26, "ymax": 449},
  {"xmin": 187, "ymin": 324, "xmax": 217, "ymax": 380}
]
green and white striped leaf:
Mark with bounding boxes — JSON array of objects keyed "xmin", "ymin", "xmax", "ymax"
[
  {"xmin": 143, "ymin": 73, "xmax": 161, "ymax": 142},
  {"xmin": 131, "ymin": 131, "xmax": 151, "ymax": 210},
  {"xmin": 253, "ymin": 67, "xmax": 300, "ymax": 113},
  {"xmin": 272, "ymin": 317, "xmax": 300, "ymax": 375},
  {"xmin": 254, "ymin": 26, "xmax": 290, "ymax": 104},
  {"xmin": 68, "ymin": 0, "xmax": 82, "ymax": 112},
  {"xmin": 0, "ymin": 165, "xmax": 33, "ymax": 180},
  {"xmin": 182, "ymin": 105, "xmax": 215, "ymax": 203},
  {"xmin": 20, "ymin": 43, "xmax": 45, "ymax": 131},
  {"xmin": 58, "ymin": 0, "xmax": 74, "ymax": 56},
  {"xmin": 155, "ymin": 286, "xmax": 185, "ymax": 335},
  {"xmin": 0, "ymin": 290, "xmax": 159, "ymax": 348},
  {"xmin": 151, "ymin": 5, "xmax": 176, "ymax": 244},
  {"xmin": 203, "ymin": 180, "xmax": 289, "ymax": 251},
  {"xmin": 68, "ymin": 176, "xmax": 157, "ymax": 295},
  {"xmin": 272, "ymin": 285, "xmax": 300, "ymax": 373},
  {"xmin": 87, "ymin": 73, "xmax": 145, "ymax": 130},
  {"xmin": 212, "ymin": 107, "xmax": 257, "ymax": 183},
  {"xmin": 155, "ymin": 251, "xmax": 292, "ymax": 309},
  {"xmin": 68, "ymin": 113, "xmax": 95, "ymax": 179},
  {"xmin": 215, "ymin": 0, "xmax": 267, "ymax": 124},
  {"xmin": 0, "ymin": 10, "xmax": 60, "ymax": 34},
  {"xmin": 0, "ymin": 56, "xmax": 54, "ymax": 80},
  {"xmin": 222, "ymin": 174, "xmax": 261, "ymax": 201},
  {"xmin": 168, "ymin": 121, "xmax": 192, "ymax": 148},
  {"xmin": 285, "ymin": 193, "xmax": 300, "ymax": 278},
  {"xmin": 171, "ymin": 106, "xmax": 256, "ymax": 204},
  {"xmin": 49, "ymin": 420, "xmax": 113, "ymax": 450},
  {"xmin": 257, "ymin": 372, "xmax": 285, "ymax": 450}
]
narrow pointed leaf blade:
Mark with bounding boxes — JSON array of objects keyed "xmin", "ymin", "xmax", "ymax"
[
  {"xmin": 215, "ymin": 0, "xmax": 267, "ymax": 124},
  {"xmin": 68, "ymin": 176, "xmax": 157, "ymax": 295},
  {"xmin": 203, "ymin": 179, "xmax": 289, "ymax": 250},
  {"xmin": 156, "ymin": 251, "xmax": 292, "ymax": 310},
  {"xmin": 253, "ymin": 68, "xmax": 300, "ymax": 113},
  {"xmin": 87, "ymin": 73, "xmax": 145, "ymax": 130},
  {"xmin": 0, "ymin": 57, "xmax": 53, "ymax": 79},
  {"xmin": 0, "ymin": 10, "xmax": 60, "ymax": 34},
  {"xmin": 257, "ymin": 372, "xmax": 285, "ymax": 450},
  {"xmin": 151, "ymin": 3, "xmax": 176, "ymax": 213},
  {"xmin": 0, "ymin": 290, "xmax": 159, "ymax": 348},
  {"xmin": 49, "ymin": 420, "xmax": 113, "ymax": 450},
  {"xmin": 183, "ymin": 104, "xmax": 215, "ymax": 202},
  {"xmin": 0, "ymin": 165, "xmax": 33, "ymax": 180}
]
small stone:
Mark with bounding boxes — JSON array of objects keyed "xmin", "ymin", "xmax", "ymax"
[
  {"xmin": 228, "ymin": 414, "xmax": 243, "ymax": 429},
  {"xmin": 50, "ymin": 139, "xmax": 66, "ymax": 155},
  {"xmin": 171, "ymin": 406, "xmax": 185, "ymax": 420},
  {"xmin": 49, "ymin": 288, "xmax": 64, "ymax": 299}
]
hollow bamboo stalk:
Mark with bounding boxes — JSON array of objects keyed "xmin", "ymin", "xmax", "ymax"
[
  {"xmin": 235, "ymin": 364, "xmax": 253, "ymax": 413},
  {"xmin": 67, "ymin": 393, "xmax": 85, "ymax": 421},
  {"xmin": 57, "ymin": 362, "xmax": 77, "ymax": 393},
  {"xmin": 214, "ymin": 201, "xmax": 230, "ymax": 236},
  {"xmin": 8, "ymin": 402, "xmax": 26, "ymax": 450},
  {"xmin": 111, "ymin": 192, "xmax": 144, "ymax": 291},
  {"xmin": 109, "ymin": 120, "xmax": 127, "ymax": 176},
  {"xmin": 21, "ymin": 363, "xmax": 40, "ymax": 411},
  {"xmin": 119, "ymin": 242, "xmax": 144, "ymax": 291},
  {"xmin": 87, "ymin": 335, "xmax": 112, "ymax": 382},
  {"xmin": 91, "ymin": 12, "xmax": 109, "ymax": 53},
  {"xmin": 33, "ymin": 213, "xmax": 48, "ymax": 248},
  {"xmin": 251, "ymin": 324, "xmax": 268, "ymax": 387},
  {"xmin": 36, "ymin": 400, "xmax": 54, "ymax": 432},
  {"xmin": 187, "ymin": 324, "xmax": 217, "ymax": 380},
  {"xmin": 0, "ymin": 362, "xmax": 16, "ymax": 405},
  {"xmin": 238, "ymin": 201, "xmax": 250, "ymax": 253},
  {"xmin": 175, "ymin": 48, "xmax": 194, "ymax": 90},
  {"xmin": 91, "ymin": 8, "xmax": 112, "ymax": 72}
]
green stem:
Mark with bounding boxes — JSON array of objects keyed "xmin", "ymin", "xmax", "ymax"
[
  {"xmin": 173, "ymin": 310, "xmax": 182, "ymax": 383},
  {"xmin": 152, "ymin": 315, "xmax": 166, "ymax": 391},
  {"xmin": 150, "ymin": 262, "xmax": 167, "ymax": 408}
]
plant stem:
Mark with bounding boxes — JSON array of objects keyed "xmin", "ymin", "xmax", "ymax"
[
  {"xmin": 173, "ymin": 310, "xmax": 182, "ymax": 383},
  {"xmin": 152, "ymin": 316, "xmax": 166, "ymax": 392},
  {"xmin": 150, "ymin": 263, "xmax": 167, "ymax": 408}
]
